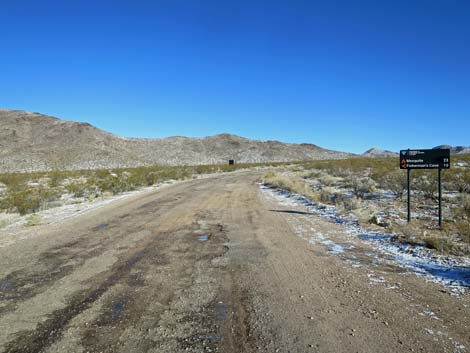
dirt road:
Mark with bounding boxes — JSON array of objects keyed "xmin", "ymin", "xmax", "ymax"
[{"xmin": 0, "ymin": 171, "xmax": 468, "ymax": 353}]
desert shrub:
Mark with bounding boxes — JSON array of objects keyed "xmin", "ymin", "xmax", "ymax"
[
  {"xmin": 0, "ymin": 173, "xmax": 25, "ymax": 188},
  {"xmin": 340, "ymin": 195, "xmax": 361, "ymax": 212},
  {"xmin": 459, "ymin": 169, "xmax": 470, "ymax": 193},
  {"xmin": 414, "ymin": 172, "xmax": 438, "ymax": 200},
  {"xmin": 26, "ymin": 214, "xmax": 42, "ymax": 226},
  {"xmin": 344, "ymin": 176, "xmax": 375, "ymax": 199},
  {"xmin": 378, "ymin": 170, "xmax": 407, "ymax": 199},
  {"xmin": 424, "ymin": 235, "xmax": 458, "ymax": 254},
  {"xmin": 96, "ymin": 174, "xmax": 132, "ymax": 195},
  {"xmin": 455, "ymin": 221, "xmax": 470, "ymax": 244},
  {"xmin": 66, "ymin": 181, "xmax": 88, "ymax": 197},
  {"xmin": 318, "ymin": 174, "xmax": 339, "ymax": 186},
  {"xmin": 319, "ymin": 188, "xmax": 334, "ymax": 203},
  {"xmin": 388, "ymin": 222, "xmax": 425, "ymax": 244},
  {"xmin": 300, "ymin": 170, "xmax": 322, "ymax": 180},
  {"xmin": 4, "ymin": 189, "xmax": 40, "ymax": 214},
  {"xmin": 48, "ymin": 170, "xmax": 65, "ymax": 188},
  {"xmin": 464, "ymin": 197, "xmax": 470, "ymax": 218},
  {"xmin": 263, "ymin": 173, "xmax": 318, "ymax": 201},
  {"xmin": 95, "ymin": 169, "xmax": 111, "ymax": 179},
  {"xmin": 3, "ymin": 186, "xmax": 58, "ymax": 215}
]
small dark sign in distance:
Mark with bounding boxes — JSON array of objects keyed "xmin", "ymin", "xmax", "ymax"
[{"xmin": 400, "ymin": 149, "xmax": 450, "ymax": 169}]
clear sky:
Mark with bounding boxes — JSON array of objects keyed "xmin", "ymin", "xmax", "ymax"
[{"xmin": 1, "ymin": 0, "xmax": 469, "ymax": 153}]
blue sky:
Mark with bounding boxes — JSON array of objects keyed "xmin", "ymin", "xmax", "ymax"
[{"xmin": 1, "ymin": 0, "xmax": 469, "ymax": 153}]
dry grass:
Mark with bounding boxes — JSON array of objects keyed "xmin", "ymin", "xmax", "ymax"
[
  {"xmin": 263, "ymin": 172, "xmax": 319, "ymax": 201},
  {"xmin": 389, "ymin": 222, "xmax": 467, "ymax": 255},
  {"xmin": 264, "ymin": 154, "xmax": 470, "ymax": 256}
]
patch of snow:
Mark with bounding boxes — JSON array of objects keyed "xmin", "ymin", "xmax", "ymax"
[
  {"xmin": 321, "ymin": 240, "xmax": 346, "ymax": 254},
  {"xmin": 424, "ymin": 328, "xmax": 434, "ymax": 335},
  {"xmin": 367, "ymin": 273, "xmax": 386, "ymax": 284},
  {"xmin": 259, "ymin": 184, "xmax": 470, "ymax": 292},
  {"xmin": 419, "ymin": 310, "xmax": 440, "ymax": 320}
]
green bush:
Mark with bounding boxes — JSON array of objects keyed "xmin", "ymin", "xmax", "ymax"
[{"xmin": 66, "ymin": 181, "xmax": 88, "ymax": 197}]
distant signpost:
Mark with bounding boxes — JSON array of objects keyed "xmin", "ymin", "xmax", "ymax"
[{"xmin": 400, "ymin": 149, "xmax": 450, "ymax": 227}]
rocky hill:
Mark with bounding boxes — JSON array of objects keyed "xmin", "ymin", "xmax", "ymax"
[
  {"xmin": 432, "ymin": 145, "xmax": 470, "ymax": 154},
  {"xmin": 362, "ymin": 148, "xmax": 398, "ymax": 158},
  {"xmin": 362, "ymin": 145, "xmax": 470, "ymax": 158},
  {"xmin": 0, "ymin": 109, "xmax": 350, "ymax": 172}
]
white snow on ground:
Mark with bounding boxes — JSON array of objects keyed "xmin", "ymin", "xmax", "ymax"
[
  {"xmin": 321, "ymin": 240, "xmax": 346, "ymax": 254},
  {"xmin": 367, "ymin": 273, "xmax": 386, "ymax": 284},
  {"xmin": 259, "ymin": 184, "xmax": 470, "ymax": 293}
]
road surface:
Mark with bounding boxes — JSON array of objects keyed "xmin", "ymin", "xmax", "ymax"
[{"xmin": 0, "ymin": 171, "xmax": 468, "ymax": 353}]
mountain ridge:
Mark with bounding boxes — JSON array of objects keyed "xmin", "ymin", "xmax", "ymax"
[
  {"xmin": 0, "ymin": 109, "xmax": 350, "ymax": 172},
  {"xmin": 362, "ymin": 148, "xmax": 398, "ymax": 158}
]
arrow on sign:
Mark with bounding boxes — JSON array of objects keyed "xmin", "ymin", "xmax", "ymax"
[{"xmin": 401, "ymin": 159, "xmax": 407, "ymax": 169}]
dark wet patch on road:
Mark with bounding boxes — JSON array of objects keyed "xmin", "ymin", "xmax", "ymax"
[
  {"xmin": 3, "ymin": 214, "xmax": 231, "ymax": 353},
  {"xmin": 215, "ymin": 302, "xmax": 230, "ymax": 321},
  {"xmin": 0, "ymin": 238, "xmax": 109, "ymax": 314},
  {"xmin": 0, "ymin": 281, "xmax": 14, "ymax": 291},
  {"xmin": 79, "ymin": 222, "xmax": 229, "ymax": 353},
  {"xmin": 93, "ymin": 223, "xmax": 109, "ymax": 231},
  {"xmin": 111, "ymin": 298, "xmax": 128, "ymax": 321},
  {"xmin": 0, "ymin": 263, "xmax": 75, "ymax": 316},
  {"xmin": 2, "ymin": 237, "xmax": 167, "ymax": 353},
  {"xmin": 0, "ymin": 221, "xmax": 154, "ymax": 317}
]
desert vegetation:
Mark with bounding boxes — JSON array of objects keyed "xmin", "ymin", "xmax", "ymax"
[
  {"xmin": 263, "ymin": 154, "xmax": 470, "ymax": 256},
  {"xmin": 0, "ymin": 162, "xmax": 284, "ymax": 219}
]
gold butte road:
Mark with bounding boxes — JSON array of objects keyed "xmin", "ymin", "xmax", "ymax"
[{"xmin": 0, "ymin": 171, "xmax": 468, "ymax": 353}]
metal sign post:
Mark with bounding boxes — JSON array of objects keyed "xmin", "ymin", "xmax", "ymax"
[
  {"xmin": 400, "ymin": 149, "xmax": 450, "ymax": 228},
  {"xmin": 407, "ymin": 167, "xmax": 411, "ymax": 222},
  {"xmin": 438, "ymin": 167, "xmax": 442, "ymax": 228}
]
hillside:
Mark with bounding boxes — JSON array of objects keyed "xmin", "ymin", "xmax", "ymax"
[
  {"xmin": 0, "ymin": 109, "xmax": 350, "ymax": 172},
  {"xmin": 362, "ymin": 148, "xmax": 398, "ymax": 158},
  {"xmin": 433, "ymin": 145, "xmax": 470, "ymax": 154},
  {"xmin": 362, "ymin": 146, "xmax": 470, "ymax": 158}
]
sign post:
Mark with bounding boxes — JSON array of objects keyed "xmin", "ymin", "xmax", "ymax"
[
  {"xmin": 407, "ymin": 167, "xmax": 411, "ymax": 222},
  {"xmin": 400, "ymin": 149, "xmax": 450, "ymax": 228},
  {"xmin": 438, "ymin": 168, "xmax": 442, "ymax": 228}
]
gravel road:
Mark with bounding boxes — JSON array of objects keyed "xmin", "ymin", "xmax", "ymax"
[{"xmin": 0, "ymin": 171, "xmax": 468, "ymax": 353}]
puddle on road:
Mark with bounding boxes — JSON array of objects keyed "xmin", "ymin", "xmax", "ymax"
[
  {"xmin": 321, "ymin": 240, "xmax": 350, "ymax": 255},
  {"xmin": 93, "ymin": 223, "xmax": 109, "ymax": 231},
  {"xmin": 111, "ymin": 298, "xmax": 128, "ymax": 321},
  {"xmin": 215, "ymin": 302, "xmax": 229, "ymax": 321},
  {"xmin": 0, "ymin": 281, "xmax": 14, "ymax": 291}
]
